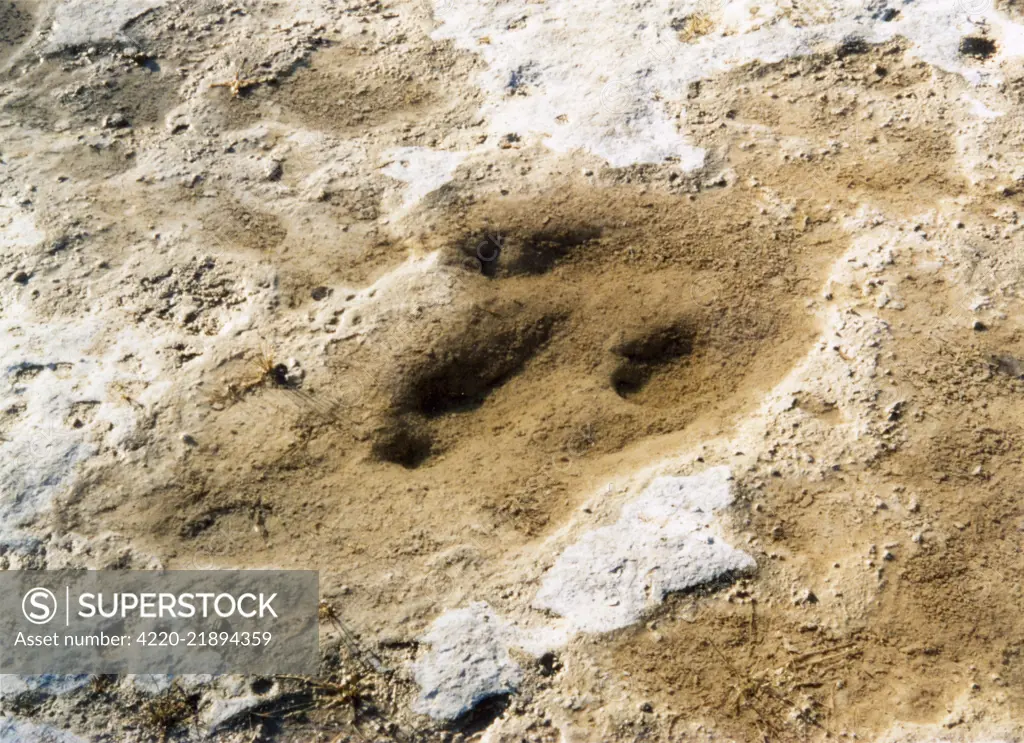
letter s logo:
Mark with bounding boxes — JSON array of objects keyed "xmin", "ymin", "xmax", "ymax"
[{"xmin": 22, "ymin": 588, "xmax": 58, "ymax": 625}]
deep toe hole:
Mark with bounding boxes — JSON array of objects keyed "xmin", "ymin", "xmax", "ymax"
[
  {"xmin": 610, "ymin": 321, "xmax": 696, "ymax": 399},
  {"xmin": 611, "ymin": 364, "xmax": 651, "ymax": 398},
  {"xmin": 404, "ymin": 315, "xmax": 558, "ymax": 417},
  {"xmin": 371, "ymin": 426, "xmax": 433, "ymax": 469},
  {"xmin": 612, "ymin": 322, "xmax": 694, "ymax": 364},
  {"xmin": 458, "ymin": 222, "xmax": 602, "ymax": 278}
]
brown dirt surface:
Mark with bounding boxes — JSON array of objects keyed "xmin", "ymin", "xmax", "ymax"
[{"xmin": 5, "ymin": 0, "xmax": 1024, "ymax": 741}]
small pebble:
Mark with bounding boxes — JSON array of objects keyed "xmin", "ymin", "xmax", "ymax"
[
  {"xmin": 265, "ymin": 160, "xmax": 283, "ymax": 181},
  {"xmin": 103, "ymin": 112, "xmax": 129, "ymax": 129}
]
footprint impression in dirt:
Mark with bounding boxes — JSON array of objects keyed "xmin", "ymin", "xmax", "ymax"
[{"xmin": 74, "ymin": 182, "xmax": 845, "ymax": 626}]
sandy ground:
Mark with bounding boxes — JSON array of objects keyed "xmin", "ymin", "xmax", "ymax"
[{"xmin": 4, "ymin": 0, "xmax": 1024, "ymax": 741}]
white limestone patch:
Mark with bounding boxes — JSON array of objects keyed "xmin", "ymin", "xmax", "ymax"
[
  {"xmin": 428, "ymin": 0, "xmax": 1024, "ymax": 168},
  {"xmin": 47, "ymin": 0, "xmax": 166, "ymax": 51},
  {"xmin": 380, "ymin": 147, "xmax": 469, "ymax": 211},
  {"xmin": 0, "ymin": 306, "xmax": 172, "ymax": 538},
  {"xmin": 412, "ymin": 468, "xmax": 752, "ymax": 719},
  {"xmin": 0, "ymin": 675, "xmax": 91, "ymax": 700},
  {"xmin": 533, "ymin": 466, "xmax": 755, "ymax": 633},
  {"xmin": 0, "ymin": 204, "xmax": 44, "ymax": 252},
  {"xmin": 962, "ymin": 94, "xmax": 1004, "ymax": 118},
  {"xmin": 0, "ymin": 719, "xmax": 88, "ymax": 743},
  {"xmin": 200, "ymin": 676, "xmax": 283, "ymax": 735},
  {"xmin": 875, "ymin": 718, "xmax": 1017, "ymax": 743},
  {"xmin": 413, "ymin": 602, "xmax": 523, "ymax": 721}
]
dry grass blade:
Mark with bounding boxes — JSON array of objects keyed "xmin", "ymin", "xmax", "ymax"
[
  {"xmin": 209, "ymin": 344, "xmax": 348, "ymax": 427},
  {"xmin": 210, "ymin": 57, "xmax": 275, "ymax": 98},
  {"xmin": 319, "ymin": 600, "xmax": 388, "ymax": 674},
  {"xmin": 142, "ymin": 682, "xmax": 199, "ymax": 742},
  {"xmin": 269, "ymin": 667, "xmax": 411, "ymax": 743},
  {"xmin": 277, "ymin": 386, "xmax": 347, "ymax": 426}
]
